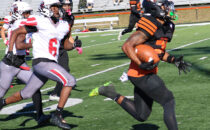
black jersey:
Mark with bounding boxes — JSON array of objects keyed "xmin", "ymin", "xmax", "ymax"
[{"xmin": 137, "ymin": 15, "xmax": 175, "ymax": 58}]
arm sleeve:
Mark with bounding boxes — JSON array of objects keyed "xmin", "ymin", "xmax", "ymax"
[
  {"xmin": 131, "ymin": 5, "xmax": 140, "ymax": 14},
  {"xmin": 136, "ymin": 16, "xmax": 158, "ymax": 38},
  {"xmin": 24, "ymin": 25, "xmax": 38, "ymax": 33}
]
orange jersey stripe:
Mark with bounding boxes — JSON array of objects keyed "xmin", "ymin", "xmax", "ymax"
[
  {"xmin": 139, "ymin": 20, "xmax": 156, "ymax": 33},
  {"xmin": 137, "ymin": 23, "xmax": 154, "ymax": 36},
  {"xmin": 141, "ymin": 17, "xmax": 157, "ymax": 30},
  {"xmin": 130, "ymin": 1, "xmax": 137, "ymax": 5}
]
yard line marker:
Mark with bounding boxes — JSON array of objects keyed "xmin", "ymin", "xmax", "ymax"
[
  {"xmin": 91, "ymin": 64, "xmax": 100, "ymax": 67},
  {"xmin": 200, "ymin": 57, "xmax": 207, "ymax": 60}
]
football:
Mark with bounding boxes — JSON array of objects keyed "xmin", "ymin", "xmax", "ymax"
[{"xmin": 135, "ymin": 44, "xmax": 160, "ymax": 64}]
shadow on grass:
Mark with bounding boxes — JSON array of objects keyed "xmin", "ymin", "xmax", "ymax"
[
  {"xmin": 169, "ymin": 47, "xmax": 210, "ymax": 76},
  {"xmin": 89, "ymin": 52, "xmax": 127, "ymax": 61},
  {"xmin": 1, "ymin": 124, "xmax": 78, "ymax": 130},
  {"xmin": 132, "ymin": 123, "xmax": 159, "ymax": 130},
  {"xmin": 0, "ymin": 110, "xmax": 82, "ymax": 129}
]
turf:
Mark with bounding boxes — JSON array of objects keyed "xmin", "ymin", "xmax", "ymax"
[{"xmin": 0, "ymin": 24, "xmax": 210, "ymax": 130}]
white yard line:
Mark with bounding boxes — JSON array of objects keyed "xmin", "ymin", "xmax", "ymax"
[
  {"xmin": 82, "ymin": 39, "xmax": 123, "ymax": 49},
  {"xmin": 41, "ymin": 38, "xmax": 210, "ymax": 93},
  {"xmin": 71, "ymin": 22, "xmax": 210, "ymax": 35},
  {"xmin": 167, "ymin": 38, "xmax": 210, "ymax": 52}
]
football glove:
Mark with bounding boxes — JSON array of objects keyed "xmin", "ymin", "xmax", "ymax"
[
  {"xmin": 173, "ymin": 56, "xmax": 191, "ymax": 75},
  {"xmin": 4, "ymin": 39, "xmax": 9, "ymax": 46},
  {"xmin": 139, "ymin": 60, "xmax": 159, "ymax": 70},
  {"xmin": 74, "ymin": 36, "xmax": 82, "ymax": 48},
  {"xmin": 6, "ymin": 51, "xmax": 15, "ymax": 63}
]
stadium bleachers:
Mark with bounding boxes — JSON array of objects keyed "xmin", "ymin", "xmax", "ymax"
[{"xmin": 0, "ymin": 0, "xmax": 210, "ymax": 18}]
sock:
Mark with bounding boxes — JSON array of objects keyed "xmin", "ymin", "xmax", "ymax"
[
  {"xmin": 114, "ymin": 94, "xmax": 121, "ymax": 102},
  {"xmin": 2, "ymin": 99, "xmax": 6, "ymax": 106},
  {"xmin": 32, "ymin": 90, "xmax": 43, "ymax": 120},
  {"xmin": 55, "ymin": 107, "xmax": 63, "ymax": 116}
]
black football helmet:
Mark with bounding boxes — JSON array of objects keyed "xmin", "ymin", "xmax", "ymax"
[
  {"xmin": 60, "ymin": 0, "xmax": 73, "ymax": 10},
  {"xmin": 143, "ymin": 0, "xmax": 176, "ymax": 20}
]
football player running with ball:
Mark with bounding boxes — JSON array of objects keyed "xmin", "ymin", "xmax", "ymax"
[
  {"xmin": 90, "ymin": 0, "xmax": 191, "ymax": 130},
  {"xmin": 0, "ymin": 0, "xmax": 80, "ymax": 129}
]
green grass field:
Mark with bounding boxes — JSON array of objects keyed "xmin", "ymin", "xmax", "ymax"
[{"xmin": 0, "ymin": 24, "xmax": 210, "ymax": 130}]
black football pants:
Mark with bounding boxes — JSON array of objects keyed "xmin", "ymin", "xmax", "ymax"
[{"xmin": 119, "ymin": 74, "xmax": 178, "ymax": 130}]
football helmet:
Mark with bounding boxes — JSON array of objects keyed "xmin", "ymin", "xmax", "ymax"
[
  {"xmin": 143, "ymin": 0, "xmax": 176, "ymax": 20},
  {"xmin": 60, "ymin": 0, "xmax": 73, "ymax": 14},
  {"xmin": 10, "ymin": 2, "xmax": 22, "ymax": 20},
  {"xmin": 38, "ymin": 0, "xmax": 62, "ymax": 18},
  {"xmin": 10, "ymin": 2, "xmax": 32, "ymax": 20},
  {"xmin": 17, "ymin": 2, "xmax": 33, "ymax": 15}
]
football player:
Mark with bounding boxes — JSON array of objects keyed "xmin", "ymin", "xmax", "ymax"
[
  {"xmin": 118, "ymin": 0, "xmax": 142, "ymax": 40},
  {"xmin": 90, "ymin": 0, "xmax": 191, "ymax": 130},
  {"xmin": 0, "ymin": 0, "xmax": 79, "ymax": 129},
  {"xmin": 1, "ymin": 14, "xmax": 13, "ymax": 47},
  {"xmin": 0, "ymin": 1, "xmax": 50, "ymax": 125},
  {"xmin": 49, "ymin": 0, "xmax": 82, "ymax": 101}
]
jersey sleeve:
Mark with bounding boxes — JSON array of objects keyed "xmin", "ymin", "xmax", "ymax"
[
  {"xmin": 136, "ymin": 16, "xmax": 158, "ymax": 38},
  {"xmin": 24, "ymin": 15, "xmax": 38, "ymax": 33},
  {"xmin": 25, "ymin": 16, "xmax": 38, "ymax": 27}
]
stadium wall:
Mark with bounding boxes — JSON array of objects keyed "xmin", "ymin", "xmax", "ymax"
[
  {"xmin": 1, "ymin": 5, "xmax": 210, "ymax": 31},
  {"xmin": 71, "ymin": 6, "xmax": 210, "ymax": 31}
]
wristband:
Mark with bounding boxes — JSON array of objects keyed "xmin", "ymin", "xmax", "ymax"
[{"xmin": 167, "ymin": 55, "xmax": 175, "ymax": 63}]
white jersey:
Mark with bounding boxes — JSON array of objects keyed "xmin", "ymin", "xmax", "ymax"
[
  {"xmin": 6, "ymin": 19, "xmax": 32, "ymax": 55},
  {"xmin": 25, "ymin": 15, "xmax": 70, "ymax": 62}
]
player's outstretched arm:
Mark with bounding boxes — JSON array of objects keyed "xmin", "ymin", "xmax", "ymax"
[
  {"xmin": 162, "ymin": 52, "xmax": 191, "ymax": 75},
  {"xmin": 122, "ymin": 31, "xmax": 148, "ymax": 66}
]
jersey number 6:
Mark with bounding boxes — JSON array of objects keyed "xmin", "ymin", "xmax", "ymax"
[{"xmin": 49, "ymin": 38, "xmax": 58, "ymax": 57}]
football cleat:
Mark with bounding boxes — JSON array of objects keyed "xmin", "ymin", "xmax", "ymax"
[
  {"xmin": 89, "ymin": 81, "xmax": 112, "ymax": 97},
  {"xmin": 37, "ymin": 114, "xmax": 51, "ymax": 126},
  {"xmin": 89, "ymin": 87, "xmax": 99, "ymax": 97},
  {"xmin": 119, "ymin": 72, "xmax": 128, "ymax": 82},
  {"xmin": 118, "ymin": 31, "xmax": 122, "ymax": 40},
  {"xmin": 50, "ymin": 113, "xmax": 71, "ymax": 130},
  {"xmin": 89, "ymin": 81, "xmax": 118, "ymax": 100}
]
